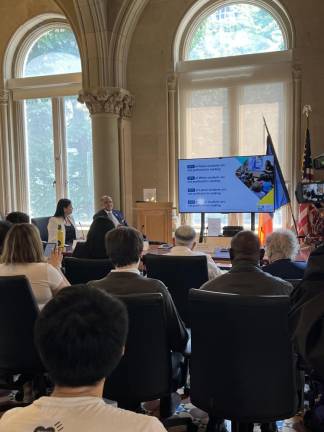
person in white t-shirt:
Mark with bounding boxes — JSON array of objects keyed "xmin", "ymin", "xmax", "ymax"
[
  {"xmin": 0, "ymin": 285, "xmax": 165, "ymax": 432},
  {"xmin": 167, "ymin": 225, "xmax": 222, "ymax": 280},
  {"xmin": 0, "ymin": 223, "xmax": 70, "ymax": 308}
]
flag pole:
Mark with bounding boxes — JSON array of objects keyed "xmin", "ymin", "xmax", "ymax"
[
  {"xmin": 289, "ymin": 196, "xmax": 299, "ymax": 235},
  {"xmin": 262, "ymin": 116, "xmax": 299, "ymax": 235}
]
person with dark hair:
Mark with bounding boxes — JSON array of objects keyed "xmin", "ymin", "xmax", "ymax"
[
  {"xmin": 290, "ymin": 244, "xmax": 324, "ymax": 330},
  {"xmin": 0, "ymin": 220, "xmax": 11, "ymax": 254},
  {"xmin": 0, "ymin": 285, "xmax": 165, "ymax": 431},
  {"xmin": 88, "ymin": 226, "xmax": 188, "ymax": 353},
  {"xmin": 201, "ymin": 231, "xmax": 292, "ymax": 432},
  {"xmin": 201, "ymin": 230, "xmax": 292, "ymax": 296},
  {"xmin": 5, "ymin": 211, "xmax": 30, "ymax": 224},
  {"xmin": 73, "ymin": 217, "xmax": 115, "ymax": 259},
  {"xmin": 48, "ymin": 198, "xmax": 82, "ymax": 245},
  {"xmin": 290, "ymin": 245, "xmax": 324, "ymax": 432},
  {"xmin": 93, "ymin": 195, "xmax": 128, "ymax": 226}
]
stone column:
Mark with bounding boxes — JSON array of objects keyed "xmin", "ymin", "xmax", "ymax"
[{"xmin": 78, "ymin": 87, "xmax": 134, "ymax": 212}]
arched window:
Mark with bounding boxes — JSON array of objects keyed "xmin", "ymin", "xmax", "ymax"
[
  {"xmin": 186, "ymin": 3, "xmax": 285, "ymax": 60},
  {"xmin": 176, "ymin": 1, "xmax": 293, "ymax": 229},
  {"xmin": 6, "ymin": 18, "xmax": 93, "ymax": 223},
  {"xmin": 23, "ymin": 27, "xmax": 81, "ymax": 77}
]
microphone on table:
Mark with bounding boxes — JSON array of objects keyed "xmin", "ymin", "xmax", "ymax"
[{"xmin": 78, "ymin": 221, "xmax": 85, "ymax": 240}]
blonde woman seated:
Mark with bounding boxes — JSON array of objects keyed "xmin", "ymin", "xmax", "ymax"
[{"xmin": 0, "ymin": 224, "xmax": 70, "ymax": 308}]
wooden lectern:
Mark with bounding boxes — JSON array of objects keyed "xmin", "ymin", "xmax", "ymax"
[{"xmin": 133, "ymin": 202, "xmax": 173, "ymax": 244}]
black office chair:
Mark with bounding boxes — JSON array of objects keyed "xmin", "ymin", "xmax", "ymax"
[
  {"xmin": 286, "ymin": 279, "xmax": 302, "ymax": 289},
  {"xmin": 189, "ymin": 289, "xmax": 301, "ymax": 432},
  {"xmin": 63, "ymin": 257, "xmax": 114, "ymax": 284},
  {"xmin": 104, "ymin": 293, "xmax": 196, "ymax": 431},
  {"xmin": 31, "ymin": 216, "xmax": 50, "ymax": 242},
  {"xmin": 144, "ymin": 254, "xmax": 208, "ymax": 326},
  {"xmin": 0, "ymin": 276, "xmax": 45, "ymax": 404}
]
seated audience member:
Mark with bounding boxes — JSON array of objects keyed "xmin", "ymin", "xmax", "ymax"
[
  {"xmin": 201, "ymin": 230, "xmax": 293, "ymax": 296},
  {"xmin": 48, "ymin": 198, "xmax": 81, "ymax": 245},
  {"xmin": 263, "ymin": 229, "xmax": 306, "ymax": 279},
  {"xmin": 0, "ymin": 224, "xmax": 70, "ymax": 308},
  {"xmin": 6, "ymin": 211, "xmax": 30, "ymax": 224},
  {"xmin": 0, "ymin": 220, "xmax": 11, "ymax": 254},
  {"xmin": 93, "ymin": 195, "xmax": 127, "ymax": 226},
  {"xmin": 73, "ymin": 217, "xmax": 115, "ymax": 259},
  {"xmin": 88, "ymin": 226, "xmax": 188, "ymax": 353},
  {"xmin": 289, "ymin": 245, "xmax": 324, "ymax": 432},
  {"xmin": 166, "ymin": 225, "xmax": 222, "ymax": 280},
  {"xmin": 202, "ymin": 231, "xmax": 292, "ymax": 432},
  {"xmin": 0, "ymin": 285, "xmax": 165, "ymax": 432},
  {"xmin": 290, "ymin": 244, "xmax": 324, "ymax": 328}
]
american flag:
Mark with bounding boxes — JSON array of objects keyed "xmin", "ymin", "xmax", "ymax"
[{"xmin": 297, "ymin": 126, "xmax": 315, "ymax": 237}]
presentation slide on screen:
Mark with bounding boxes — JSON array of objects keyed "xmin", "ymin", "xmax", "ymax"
[{"xmin": 178, "ymin": 155, "xmax": 275, "ymax": 213}]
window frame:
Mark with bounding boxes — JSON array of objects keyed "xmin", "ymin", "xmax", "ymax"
[
  {"xmin": 174, "ymin": 0, "xmax": 294, "ymax": 66},
  {"xmin": 182, "ymin": 0, "xmax": 289, "ymax": 62},
  {"xmin": 173, "ymin": 0, "xmax": 294, "ymax": 230},
  {"xmin": 14, "ymin": 21, "xmax": 79, "ymax": 79},
  {"xmin": 4, "ymin": 16, "xmax": 93, "ymax": 220}
]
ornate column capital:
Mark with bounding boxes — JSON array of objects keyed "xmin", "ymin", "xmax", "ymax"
[
  {"xmin": 0, "ymin": 89, "xmax": 10, "ymax": 105},
  {"xmin": 78, "ymin": 87, "xmax": 135, "ymax": 118}
]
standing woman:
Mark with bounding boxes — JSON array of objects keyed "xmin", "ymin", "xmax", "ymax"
[{"xmin": 48, "ymin": 198, "xmax": 80, "ymax": 245}]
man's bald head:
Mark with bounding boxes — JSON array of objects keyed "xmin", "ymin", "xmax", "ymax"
[{"xmin": 230, "ymin": 230, "xmax": 261, "ymax": 263}]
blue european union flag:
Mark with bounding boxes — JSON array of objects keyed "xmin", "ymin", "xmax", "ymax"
[{"xmin": 266, "ymin": 133, "xmax": 290, "ymax": 210}]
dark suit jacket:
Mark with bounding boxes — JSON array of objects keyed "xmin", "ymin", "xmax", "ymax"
[
  {"xmin": 262, "ymin": 259, "xmax": 306, "ymax": 279},
  {"xmin": 201, "ymin": 260, "xmax": 293, "ymax": 296},
  {"xmin": 93, "ymin": 209, "xmax": 127, "ymax": 226},
  {"xmin": 72, "ymin": 242, "xmax": 90, "ymax": 259},
  {"xmin": 88, "ymin": 272, "xmax": 188, "ymax": 353}
]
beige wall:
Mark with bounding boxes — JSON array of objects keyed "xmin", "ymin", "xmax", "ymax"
[
  {"xmin": 128, "ymin": 0, "xmax": 324, "ymax": 205},
  {"xmin": 1, "ymin": 0, "xmax": 323, "ymax": 211},
  {"xmin": 0, "ymin": 0, "xmax": 62, "ymax": 82}
]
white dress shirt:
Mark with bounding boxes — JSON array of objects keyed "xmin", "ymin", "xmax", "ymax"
[
  {"xmin": 166, "ymin": 245, "xmax": 222, "ymax": 280},
  {"xmin": 105, "ymin": 210, "xmax": 120, "ymax": 227}
]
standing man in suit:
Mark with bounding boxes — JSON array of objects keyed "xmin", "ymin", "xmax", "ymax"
[{"xmin": 93, "ymin": 195, "xmax": 127, "ymax": 226}]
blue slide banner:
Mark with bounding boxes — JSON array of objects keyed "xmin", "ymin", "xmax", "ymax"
[{"xmin": 178, "ymin": 155, "xmax": 275, "ymax": 213}]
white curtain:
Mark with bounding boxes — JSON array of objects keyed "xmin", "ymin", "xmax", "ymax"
[{"xmin": 179, "ymin": 65, "xmax": 292, "ymax": 230}]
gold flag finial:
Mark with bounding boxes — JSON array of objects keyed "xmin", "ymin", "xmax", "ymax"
[
  {"xmin": 303, "ymin": 105, "xmax": 312, "ymax": 118},
  {"xmin": 303, "ymin": 105, "xmax": 312, "ymax": 128}
]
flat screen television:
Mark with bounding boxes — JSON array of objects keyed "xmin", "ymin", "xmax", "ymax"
[
  {"xmin": 295, "ymin": 181, "xmax": 324, "ymax": 204},
  {"xmin": 178, "ymin": 155, "xmax": 275, "ymax": 213}
]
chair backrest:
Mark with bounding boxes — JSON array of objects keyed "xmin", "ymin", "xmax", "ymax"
[
  {"xmin": 0, "ymin": 276, "xmax": 43, "ymax": 374},
  {"xmin": 189, "ymin": 289, "xmax": 299, "ymax": 422},
  {"xmin": 63, "ymin": 257, "xmax": 114, "ymax": 284},
  {"xmin": 31, "ymin": 217, "xmax": 50, "ymax": 242},
  {"xmin": 144, "ymin": 254, "xmax": 208, "ymax": 325},
  {"xmin": 104, "ymin": 293, "xmax": 172, "ymax": 403},
  {"xmin": 286, "ymin": 279, "xmax": 302, "ymax": 289}
]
